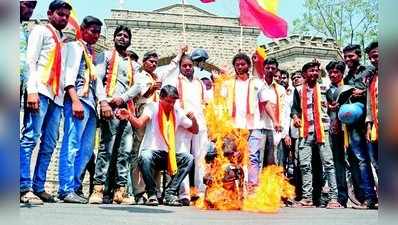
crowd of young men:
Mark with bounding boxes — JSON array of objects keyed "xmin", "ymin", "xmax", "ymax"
[{"xmin": 19, "ymin": 0, "xmax": 378, "ymax": 209}]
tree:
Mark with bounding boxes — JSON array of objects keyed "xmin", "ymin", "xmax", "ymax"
[{"xmin": 293, "ymin": 0, "xmax": 378, "ymax": 50}]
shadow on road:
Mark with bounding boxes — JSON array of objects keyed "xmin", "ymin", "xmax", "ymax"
[{"xmin": 99, "ymin": 206, "xmax": 174, "ymax": 214}]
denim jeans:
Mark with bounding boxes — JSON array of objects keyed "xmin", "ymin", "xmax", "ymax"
[
  {"xmin": 20, "ymin": 94, "xmax": 62, "ymax": 192},
  {"xmin": 298, "ymin": 132, "xmax": 338, "ymax": 200},
  {"xmin": 93, "ymin": 117, "xmax": 133, "ymax": 187},
  {"xmin": 347, "ymin": 125, "xmax": 377, "ymax": 202},
  {"xmin": 329, "ymin": 133, "xmax": 348, "ymax": 206},
  {"xmin": 139, "ymin": 150, "xmax": 193, "ymax": 197},
  {"xmin": 58, "ymin": 99, "xmax": 97, "ymax": 198},
  {"xmin": 367, "ymin": 141, "xmax": 378, "ymax": 179}
]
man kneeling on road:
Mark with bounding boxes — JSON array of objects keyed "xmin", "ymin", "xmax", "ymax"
[{"xmin": 115, "ymin": 85, "xmax": 198, "ymax": 206}]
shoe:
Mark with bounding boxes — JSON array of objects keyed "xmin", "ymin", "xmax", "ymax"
[
  {"xmin": 34, "ymin": 191, "xmax": 56, "ymax": 203},
  {"xmin": 113, "ymin": 186, "xmax": 132, "ymax": 204},
  {"xmin": 88, "ymin": 185, "xmax": 104, "ymax": 204},
  {"xmin": 179, "ymin": 198, "xmax": 190, "ymax": 206},
  {"xmin": 145, "ymin": 195, "xmax": 159, "ymax": 206},
  {"xmin": 164, "ymin": 195, "xmax": 182, "ymax": 207},
  {"xmin": 352, "ymin": 200, "xmax": 378, "ymax": 210},
  {"xmin": 63, "ymin": 192, "xmax": 88, "ymax": 204},
  {"xmin": 135, "ymin": 196, "xmax": 147, "ymax": 205},
  {"xmin": 292, "ymin": 198, "xmax": 314, "ymax": 208},
  {"xmin": 20, "ymin": 191, "xmax": 43, "ymax": 205},
  {"xmin": 326, "ymin": 199, "xmax": 344, "ymax": 209}
]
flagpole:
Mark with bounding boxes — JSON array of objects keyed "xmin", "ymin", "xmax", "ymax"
[
  {"xmin": 240, "ymin": 26, "xmax": 243, "ymax": 52},
  {"xmin": 181, "ymin": 0, "xmax": 187, "ymax": 45}
]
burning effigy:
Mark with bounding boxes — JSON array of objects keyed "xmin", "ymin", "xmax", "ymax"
[{"xmin": 195, "ymin": 74, "xmax": 295, "ymax": 213}]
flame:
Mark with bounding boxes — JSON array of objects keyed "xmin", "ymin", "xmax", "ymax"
[
  {"xmin": 242, "ymin": 165, "xmax": 295, "ymax": 213},
  {"xmin": 194, "ymin": 74, "xmax": 295, "ymax": 213}
]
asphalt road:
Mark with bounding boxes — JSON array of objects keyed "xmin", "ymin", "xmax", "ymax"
[{"xmin": 19, "ymin": 203, "xmax": 378, "ymax": 225}]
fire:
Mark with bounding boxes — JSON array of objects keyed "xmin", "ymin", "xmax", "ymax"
[
  {"xmin": 242, "ymin": 165, "xmax": 295, "ymax": 213},
  {"xmin": 194, "ymin": 74, "xmax": 295, "ymax": 213}
]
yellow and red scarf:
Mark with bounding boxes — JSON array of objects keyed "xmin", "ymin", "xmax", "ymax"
[
  {"xmin": 105, "ymin": 49, "xmax": 134, "ymax": 97},
  {"xmin": 369, "ymin": 74, "xmax": 378, "ymax": 141},
  {"xmin": 177, "ymin": 75, "xmax": 204, "ymax": 109},
  {"xmin": 227, "ymin": 78, "xmax": 256, "ymax": 118},
  {"xmin": 157, "ymin": 103, "xmax": 178, "ymax": 176},
  {"xmin": 79, "ymin": 41, "xmax": 97, "ymax": 97},
  {"xmin": 272, "ymin": 82, "xmax": 282, "ymax": 124},
  {"xmin": 300, "ymin": 83, "xmax": 325, "ymax": 143},
  {"xmin": 42, "ymin": 25, "xmax": 62, "ymax": 96}
]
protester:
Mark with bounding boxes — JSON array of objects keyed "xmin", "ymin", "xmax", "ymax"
[
  {"xmin": 88, "ymin": 25, "xmax": 139, "ymax": 204},
  {"xmin": 116, "ymin": 85, "xmax": 198, "ymax": 206},
  {"xmin": 291, "ymin": 60, "xmax": 342, "ymax": 208},
  {"xmin": 58, "ymin": 16, "xmax": 113, "ymax": 204},
  {"xmin": 343, "ymin": 44, "xmax": 378, "ymax": 209},
  {"xmin": 364, "ymin": 41, "xmax": 379, "ymax": 178},
  {"xmin": 325, "ymin": 60, "xmax": 349, "ymax": 207},
  {"xmin": 20, "ymin": 0, "xmax": 72, "ymax": 205},
  {"xmin": 19, "ymin": 0, "xmax": 37, "ymax": 105}
]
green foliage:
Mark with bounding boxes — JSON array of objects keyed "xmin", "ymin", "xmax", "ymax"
[{"xmin": 293, "ymin": 0, "xmax": 378, "ymax": 49}]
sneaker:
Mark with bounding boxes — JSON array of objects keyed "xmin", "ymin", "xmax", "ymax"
[
  {"xmin": 145, "ymin": 195, "xmax": 159, "ymax": 206},
  {"xmin": 164, "ymin": 195, "xmax": 182, "ymax": 207},
  {"xmin": 20, "ymin": 191, "xmax": 43, "ymax": 205},
  {"xmin": 63, "ymin": 192, "xmax": 88, "ymax": 204},
  {"xmin": 34, "ymin": 191, "xmax": 57, "ymax": 203},
  {"xmin": 88, "ymin": 185, "xmax": 104, "ymax": 204}
]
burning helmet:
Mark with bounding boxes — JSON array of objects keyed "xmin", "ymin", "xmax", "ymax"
[
  {"xmin": 191, "ymin": 48, "xmax": 209, "ymax": 62},
  {"xmin": 338, "ymin": 102, "xmax": 365, "ymax": 124}
]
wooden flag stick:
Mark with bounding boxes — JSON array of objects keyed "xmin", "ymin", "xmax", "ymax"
[
  {"xmin": 181, "ymin": 0, "xmax": 187, "ymax": 45},
  {"xmin": 240, "ymin": 26, "xmax": 243, "ymax": 52}
]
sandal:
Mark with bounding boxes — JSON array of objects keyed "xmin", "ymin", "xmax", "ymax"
[
  {"xmin": 145, "ymin": 195, "xmax": 159, "ymax": 206},
  {"xmin": 20, "ymin": 191, "xmax": 43, "ymax": 205},
  {"xmin": 292, "ymin": 199, "xmax": 314, "ymax": 208},
  {"xmin": 326, "ymin": 200, "xmax": 344, "ymax": 209},
  {"xmin": 164, "ymin": 195, "xmax": 182, "ymax": 207}
]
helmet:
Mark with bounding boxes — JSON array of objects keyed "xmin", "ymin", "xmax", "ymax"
[
  {"xmin": 338, "ymin": 102, "xmax": 365, "ymax": 124},
  {"xmin": 191, "ymin": 48, "xmax": 209, "ymax": 62}
]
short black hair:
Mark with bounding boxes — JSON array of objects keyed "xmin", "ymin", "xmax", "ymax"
[
  {"xmin": 343, "ymin": 44, "xmax": 362, "ymax": 57},
  {"xmin": 179, "ymin": 54, "xmax": 193, "ymax": 67},
  {"xmin": 325, "ymin": 60, "xmax": 346, "ymax": 74},
  {"xmin": 160, "ymin": 85, "xmax": 179, "ymax": 99},
  {"xmin": 232, "ymin": 53, "xmax": 251, "ymax": 67},
  {"xmin": 279, "ymin": 69, "xmax": 289, "ymax": 79},
  {"xmin": 365, "ymin": 41, "xmax": 378, "ymax": 54},
  {"xmin": 81, "ymin": 16, "xmax": 102, "ymax": 29},
  {"xmin": 302, "ymin": 61, "xmax": 320, "ymax": 73},
  {"xmin": 142, "ymin": 51, "xmax": 158, "ymax": 62},
  {"xmin": 113, "ymin": 25, "xmax": 132, "ymax": 40},
  {"xmin": 264, "ymin": 57, "xmax": 279, "ymax": 68},
  {"xmin": 290, "ymin": 70, "xmax": 302, "ymax": 80},
  {"xmin": 48, "ymin": 0, "xmax": 72, "ymax": 12}
]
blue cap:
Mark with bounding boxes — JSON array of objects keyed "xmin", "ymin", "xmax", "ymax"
[{"xmin": 48, "ymin": 0, "xmax": 72, "ymax": 11}]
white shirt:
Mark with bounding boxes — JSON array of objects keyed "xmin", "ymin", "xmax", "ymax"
[
  {"xmin": 221, "ymin": 77, "xmax": 275, "ymax": 130},
  {"xmin": 26, "ymin": 24, "xmax": 67, "ymax": 106},
  {"xmin": 140, "ymin": 102, "xmax": 193, "ymax": 152},
  {"xmin": 262, "ymin": 81, "xmax": 280, "ymax": 130}
]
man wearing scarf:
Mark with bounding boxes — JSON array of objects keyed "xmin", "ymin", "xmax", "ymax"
[
  {"xmin": 58, "ymin": 16, "xmax": 113, "ymax": 204},
  {"xmin": 20, "ymin": 0, "xmax": 71, "ymax": 205},
  {"xmin": 115, "ymin": 85, "xmax": 198, "ymax": 206},
  {"xmin": 89, "ymin": 25, "xmax": 139, "ymax": 204},
  {"xmin": 291, "ymin": 61, "xmax": 342, "ymax": 209}
]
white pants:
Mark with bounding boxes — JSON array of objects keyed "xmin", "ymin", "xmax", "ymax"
[{"xmin": 176, "ymin": 128, "xmax": 208, "ymax": 200}]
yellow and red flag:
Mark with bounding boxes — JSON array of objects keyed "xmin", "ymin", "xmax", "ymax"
[
  {"xmin": 200, "ymin": 0, "xmax": 215, "ymax": 3},
  {"xmin": 240, "ymin": 0, "xmax": 287, "ymax": 38},
  {"xmin": 66, "ymin": 0, "xmax": 81, "ymax": 40}
]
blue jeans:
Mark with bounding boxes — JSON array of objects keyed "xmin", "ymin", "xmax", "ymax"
[
  {"xmin": 58, "ymin": 99, "xmax": 97, "ymax": 198},
  {"xmin": 347, "ymin": 125, "xmax": 377, "ymax": 202},
  {"xmin": 20, "ymin": 94, "xmax": 62, "ymax": 192},
  {"xmin": 139, "ymin": 150, "xmax": 193, "ymax": 197}
]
